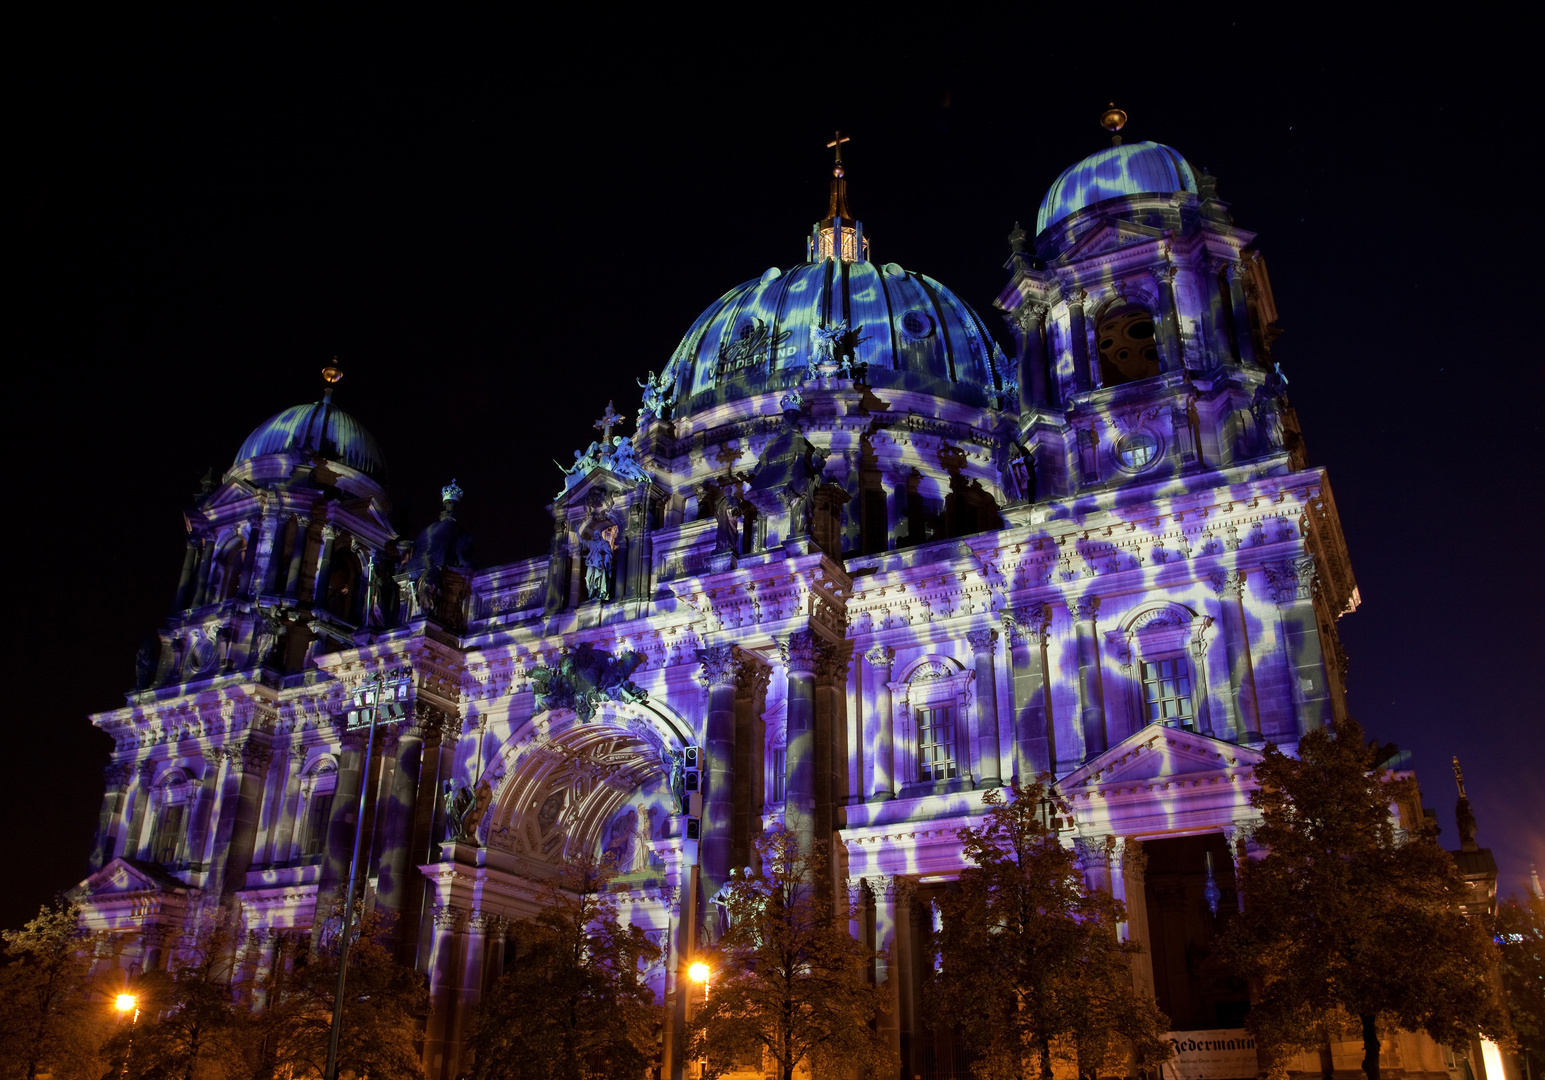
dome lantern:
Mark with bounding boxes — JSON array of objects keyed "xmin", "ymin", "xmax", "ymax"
[{"xmin": 807, "ymin": 131, "xmax": 869, "ymax": 263}]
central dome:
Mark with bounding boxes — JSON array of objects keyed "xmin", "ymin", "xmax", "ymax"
[
  {"xmin": 1036, "ymin": 140, "xmax": 1197, "ymax": 234},
  {"xmin": 666, "ymin": 260, "xmax": 1008, "ymax": 419},
  {"xmin": 232, "ymin": 397, "xmax": 386, "ymax": 481}
]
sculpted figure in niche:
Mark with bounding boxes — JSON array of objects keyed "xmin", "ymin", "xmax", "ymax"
[
  {"xmin": 713, "ymin": 489, "xmax": 742, "ymax": 554},
  {"xmin": 583, "ymin": 526, "xmax": 617, "ymax": 600},
  {"xmin": 661, "ymin": 747, "xmax": 687, "ymax": 814}
]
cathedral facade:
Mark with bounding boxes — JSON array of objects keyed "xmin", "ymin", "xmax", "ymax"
[{"xmin": 77, "ymin": 123, "xmax": 1451, "ymax": 1080}]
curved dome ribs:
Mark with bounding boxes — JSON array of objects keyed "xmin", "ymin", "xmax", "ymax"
[
  {"xmin": 232, "ymin": 399, "xmax": 386, "ymax": 482},
  {"xmin": 667, "ymin": 260, "xmax": 1005, "ymax": 421},
  {"xmin": 1036, "ymin": 141, "xmax": 1198, "ymax": 235}
]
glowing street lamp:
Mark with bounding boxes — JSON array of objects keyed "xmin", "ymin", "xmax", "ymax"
[{"xmin": 114, "ymin": 991, "xmax": 140, "ymax": 1079}]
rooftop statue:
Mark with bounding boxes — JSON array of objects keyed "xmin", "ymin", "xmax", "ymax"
[{"xmin": 637, "ymin": 369, "xmax": 675, "ymax": 420}]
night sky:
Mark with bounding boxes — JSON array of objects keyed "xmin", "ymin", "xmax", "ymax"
[{"xmin": 6, "ymin": 14, "xmax": 1539, "ymax": 931}]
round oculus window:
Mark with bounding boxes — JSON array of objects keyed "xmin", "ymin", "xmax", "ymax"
[
  {"xmin": 900, "ymin": 310, "xmax": 934, "ymax": 339},
  {"xmin": 1115, "ymin": 431, "xmax": 1160, "ymax": 470}
]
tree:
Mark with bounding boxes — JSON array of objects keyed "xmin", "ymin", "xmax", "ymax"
[
  {"xmin": 929, "ymin": 780, "xmax": 1170, "ymax": 1080},
  {"xmin": 1219, "ymin": 718, "xmax": 1509, "ymax": 1080},
  {"xmin": 466, "ymin": 854, "xmax": 662, "ymax": 1080},
  {"xmin": 1496, "ymin": 891, "xmax": 1545, "ymax": 1079},
  {"xmin": 98, "ymin": 910, "xmax": 250, "ymax": 1080},
  {"xmin": 255, "ymin": 906, "xmax": 429, "ymax": 1080},
  {"xmin": 686, "ymin": 827, "xmax": 895, "ymax": 1080},
  {"xmin": 0, "ymin": 900, "xmax": 107, "ymax": 1080}
]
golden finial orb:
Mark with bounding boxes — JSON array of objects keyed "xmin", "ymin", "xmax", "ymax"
[
  {"xmin": 1100, "ymin": 102, "xmax": 1127, "ymax": 145},
  {"xmin": 321, "ymin": 359, "xmax": 343, "ymax": 385}
]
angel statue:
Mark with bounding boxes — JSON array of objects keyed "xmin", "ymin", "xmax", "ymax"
[
  {"xmin": 661, "ymin": 746, "xmax": 688, "ymax": 816},
  {"xmin": 637, "ymin": 370, "xmax": 675, "ymax": 419}
]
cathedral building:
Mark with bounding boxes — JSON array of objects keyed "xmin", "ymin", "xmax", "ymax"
[{"xmin": 75, "ymin": 115, "xmax": 1454, "ymax": 1079}]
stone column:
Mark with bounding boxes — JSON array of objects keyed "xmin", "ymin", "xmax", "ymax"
[
  {"xmin": 211, "ymin": 739, "xmax": 273, "ymax": 896},
  {"xmin": 865, "ymin": 647, "xmax": 895, "ymax": 800},
  {"xmin": 377, "ymin": 711, "xmax": 430, "ymax": 917},
  {"xmin": 696, "ymin": 646, "xmax": 740, "ymax": 908},
  {"xmin": 813, "ymin": 640, "xmax": 848, "ymax": 840},
  {"xmin": 1065, "ymin": 287, "xmax": 1092, "ymax": 393},
  {"xmin": 779, "ymin": 632, "xmax": 819, "ymax": 854},
  {"xmin": 91, "ymin": 763, "xmax": 134, "ymax": 869},
  {"xmin": 1204, "ymin": 261, "xmax": 1235, "ymax": 365},
  {"xmin": 1112, "ymin": 838, "xmax": 1156, "ymax": 996},
  {"xmin": 1004, "ymin": 604, "xmax": 1054, "ymax": 781},
  {"xmin": 310, "ymin": 524, "xmax": 338, "ymax": 605},
  {"xmin": 966, "ymin": 630, "xmax": 1003, "ymax": 787},
  {"xmin": 118, "ymin": 759, "xmax": 157, "ymax": 860},
  {"xmin": 891, "ymin": 876, "xmax": 918, "ymax": 1073},
  {"xmin": 1069, "ymin": 596, "xmax": 1107, "ymax": 759},
  {"xmin": 1152, "ymin": 263, "xmax": 1184, "ymax": 373},
  {"xmin": 1262, "ymin": 557, "xmax": 1331, "ymax": 739},
  {"xmin": 422, "ymin": 904, "xmax": 466, "ymax": 1080},
  {"xmin": 190, "ymin": 536, "xmax": 217, "ymax": 608},
  {"xmin": 266, "ymin": 744, "xmax": 308, "ymax": 866},
  {"xmin": 184, "ymin": 758, "xmax": 223, "ymax": 866},
  {"xmin": 1212, "ymin": 571, "xmax": 1261, "ymax": 740},
  {"xmin": 1225, "ymin": 261, "xmax": 1259, "ymax": 367},
  {"xmin": 313, "ymin": 730, "xmax": 366, "ymax": 944},
  {"xmin": 241, "ymin": 514, "xmax": 276, "ymax": 599},
  {"xmin": 448, "ymin": 910, "xmax": 494, "ymax": 1069},
  {"xmin": 1016, "ymin": 302, "xmax": 1050, "ymax": 410},
  {"xmin": 174, "ymin": 539, "xmax": 201, "ymax": 609},
  {"xmin": 283, "ymin": 516, "xmax": 310, "ymax": 600}
]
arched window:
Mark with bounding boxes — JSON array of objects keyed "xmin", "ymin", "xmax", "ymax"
[
  {"xmin": 895, "ymin": 657, "xmax": 975, "ymax": 792},
  {"xmin": 149, "ymin": 770, "xmax": 191, "ymax": 865},
  {"xmin": 299, "ymin": 761, "xmax": 338, "ymax": 860},
  {"xmin": 211, "ymin": 536, "xmax": 247, "ymax": 603},
  {"xmin": 325, "ymin": 549, "xmax": 362, "ymax": 624},
  {"xmin": 1096, "ymin": 306, "xmax": 1161, "ymax": 387}
]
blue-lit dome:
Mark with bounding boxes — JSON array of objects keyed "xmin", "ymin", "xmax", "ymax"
[
  {"xmin": 668, "ymin": 260, "xmax": 1008, "ymax": 417},
  {"xmin": 1036, "ymin": 141, "xmax": 1198, "ymax": 234},
  {"xmin": 233, "ymin": 398, "xmax": 386, "ymax": 481}
]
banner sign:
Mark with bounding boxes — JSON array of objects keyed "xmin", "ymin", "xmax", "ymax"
[{"xmin": 1162, "ymin": 1030, "xmax": 1257, "ymax": 1080}]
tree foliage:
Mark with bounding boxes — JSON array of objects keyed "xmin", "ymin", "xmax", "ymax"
[
  {"xmin": 1219, "ymin": 718, "xmax": 1509, "ymax": 1080},
  {"xmin": 1496, "ymin": 891, "xmax": 1545, "ymax": 1073},
  {"xmin": 930, "ymin": 780, "xmax": 1170, "ymax": 1080},
  {"xmin": 686, "ymin": 827, "xmax": 894, "ymax": 1080},
  {"xmin": 0, "ymin": 900, "xmax": 106, "ymax": 1080},
  {"xmin": 254, "ymin": 907, "xmax": 429, "ymax": 1080},
  {"xmin": 100, "ymin": 911, "xmax": 251, "ymax": 1080},
  {"xmin": 466, "ymin": 854, "xmax": 662, "ymax": 1080}
]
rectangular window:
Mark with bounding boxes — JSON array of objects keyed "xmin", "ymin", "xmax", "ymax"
[
  {"xmin": 769, "ymin": 748, "xmax": 786, "ymax": 805},
  {"xmin": 917, "ymin": 706, "xmax": 957, "ymax": 781},
  {"xmin": 1142, "ymin": 657, "xmax": 1194, "ymax": 728},
  {"xmin": 151, "ymin": 803, "xmax": 184, "ymax": 865},
  {"xmin": 302, "ymin": 793, "xmax": 335, "ymax": 857}
]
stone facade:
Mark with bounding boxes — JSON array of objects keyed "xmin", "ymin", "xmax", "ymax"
[{"xmin": 74, "ymin": 134, "xmax": 1460, "ymax": 1080}]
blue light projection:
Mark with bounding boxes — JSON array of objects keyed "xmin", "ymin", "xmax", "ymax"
[{"xmin": 76, "ymin": 127, "xmax": 1394, "ymax": 1080}]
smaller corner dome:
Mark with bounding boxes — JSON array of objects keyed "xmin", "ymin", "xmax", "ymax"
[
  {"xmin": 1036, "ymin": 141, "xmax": 1198, "ymax": 234},
  {"xmin": 232, "ymin": 399, "xmax": 386, "ymax": 481}
]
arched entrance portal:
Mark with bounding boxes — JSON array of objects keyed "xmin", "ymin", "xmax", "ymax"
[{"xmin": 480, "ymin": 703, "xmax": 689, "ymax": 880}]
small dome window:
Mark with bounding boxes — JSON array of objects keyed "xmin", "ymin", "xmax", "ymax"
[
  {"xmin": 1097, "ymin": 306, "xmax": 1161, "ymax": 386},
  {"xmin": 901, "ymin": 311, "xmax": 935, "ymax": 339},
  {"xmin": 1115, "ymin": 431, "xmax": 1161, "ymax": 471}
]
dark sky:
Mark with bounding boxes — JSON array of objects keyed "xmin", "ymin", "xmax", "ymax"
[{"xmin": 6, "ymin": 13, "xmax": 1540, "ymax": 931}]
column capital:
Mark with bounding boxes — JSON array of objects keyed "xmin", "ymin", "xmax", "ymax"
[
  {"xmin": 779, "ymin": 631, "xmax": 819, "ymax": 675},
  {"xmin": 432, "ymin": 903, "xmax": 469, "ymax": 932},
  {"xmin": 1067, "ymin": 595, "xmax": 1101, "ymax": 623},
  {"xmin": 226, "ymin": 739, "xmax": 273, "ymax": 774},
  {"xmin": 863, "ymin": 645, "xmax": 895, "ymax": 672},
  {"xmin": 1012, "ymin": 301, "xmax": 1049, "ymax": 332},
  {"xmin": 137, "ymin": 758, "xmax": 159, "ymax": 782},
  {"xmin": 966, "ymin": 628, "xmax": 998, "ymax": 653},
  {"xmin": 1060, "ymin": 285, "xmax": 1088, "ymax": 309},
  {"xmin": 102, "ymin": 762, "xmax": 135, "ymax": 790},
  {"xmin": 1210, "ymin": 569, "xmax": 1248, "ymax": 600},
  {"xmin": 319, "ymin": 523, "xmax": 340, "ymax": 541},
  {"xmin": 814, "ymin": 640, "xmax": 850, "ymax": 688},
  {"xmin": 1003, "ymin": 603, "xmax": 1051, "ymax": 644},
  {"xmin": 695, "ymin": 645, "xmax": 741, "ymax": 689},
  {"xmin": 1151, "ymin": 262, "xmax": 1178, "ymax": 286}
]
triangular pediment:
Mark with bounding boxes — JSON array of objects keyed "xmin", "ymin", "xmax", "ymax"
[
  {"xmin": 1057, "ymin": 727, "xmax": 1263, "ymax": 791},
  {"xmin": 73, "ymin": 858, "xmax": 194, "ymax": 900},
  {"xmin": 1062, "ymin": 219, "xmax": 1164, "ymax": 261}
]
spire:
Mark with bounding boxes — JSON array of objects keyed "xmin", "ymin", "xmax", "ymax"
[
  {"xmin": 1453, "ymin": 755, "xmax": 1479, "ymax": 853},
  {"xmin": 1100, "ymin": 102, "xmax": 1128, "ymax": 147},
  {"xmin": 321, "ymin": 359, "xmax": 343, "ymax": 403},
  {"xmin": 825, "ymin": 130, "xmax": 854, "ymax": 219},
  {"xmin": 808, "ymin": 131, "xmax": 868, "ymax": 263}
]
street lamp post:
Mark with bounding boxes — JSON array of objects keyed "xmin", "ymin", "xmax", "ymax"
[
  {"xmin": 324, "ymin": 666, "xmax": 412, "ymax": 1080},
  {"xmin": 688, "ymin": 962, "xmax": 711, "ymax": 1077},
  {"xmin": 114, "ymin": 993, "xmax": 139, "ymax": 1079}
]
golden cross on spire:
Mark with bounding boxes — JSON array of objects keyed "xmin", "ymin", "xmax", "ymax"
[
  {"xmin": 826, "ymin": 131, "xmax": 850, "ymax": 175},
  {"xmin": 594, "ymin": 401, "xmax": 623, "ymax": 441}
]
